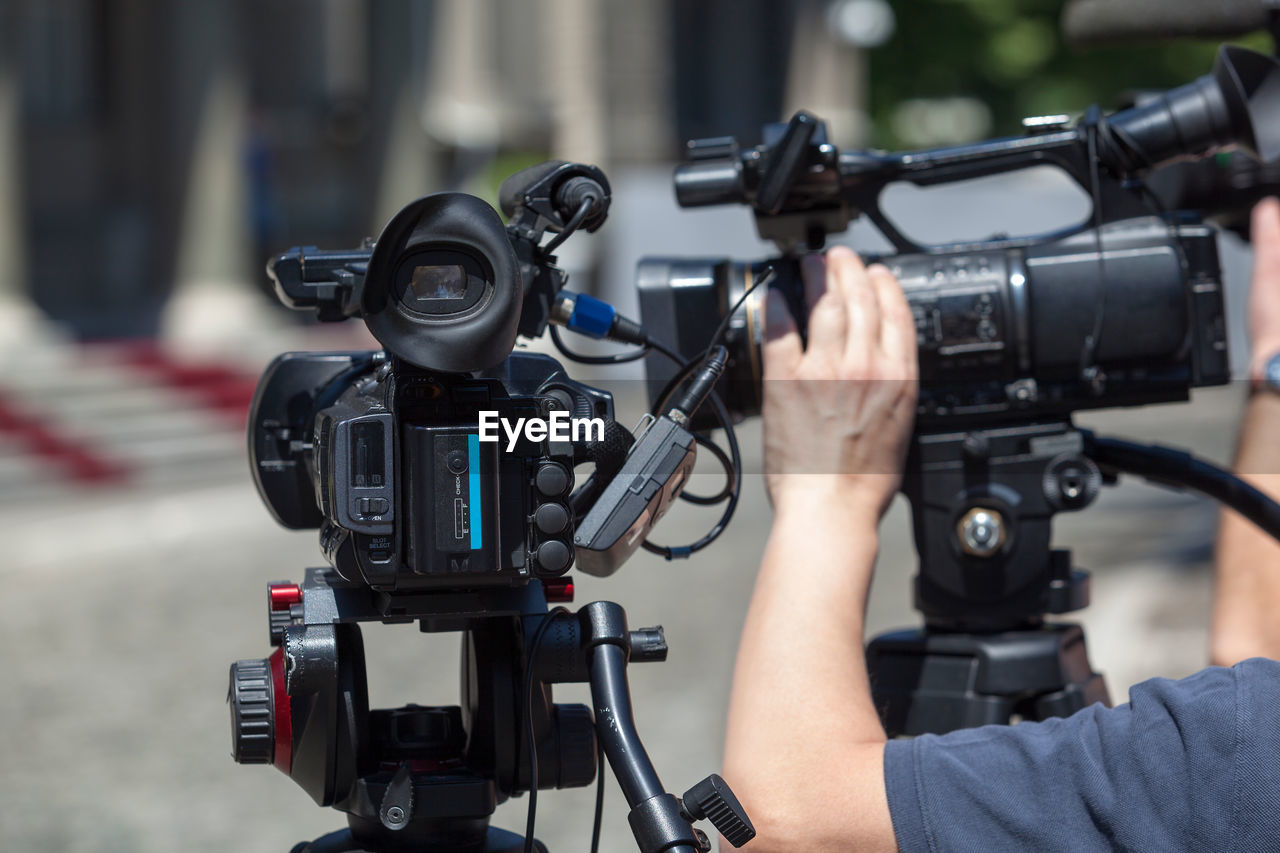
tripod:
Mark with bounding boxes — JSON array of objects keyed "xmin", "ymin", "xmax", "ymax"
[
  {"xmin": 867, "ymin": 420, "xmax": 1112, "ymax": 736},
  {"xmin": 230, "ymin": 570, "xmax": 753, "ymax": 852}
]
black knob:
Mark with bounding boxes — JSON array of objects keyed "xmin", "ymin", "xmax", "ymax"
[
  {"xmin": 1043, "ymin": 453, "xmax": 1102, "ymax": 511},
  {"xmin": 549, "ymin": 703, "xmax": 598, "ymax": 789},
  {"xmin": 535, "ymin": 540, "xmax": 572, "ymax": 574},
  {"xmin": 229, "ymin": 659, "xmax": 274, "ymax": 764},
  {"xmin": 269, "ymin": 609, "xmax": 292, "ymax": 647},
  {"xmin": 534, "ymin": 502, "xmax": 569, "ymax": 534},
  {"xmin": 681, "ymin": 774, "xmax": 755, "ymax": 848},
  {"xmin": 535, "ymin": 462, "xmax": 571, "ymax": 497}
]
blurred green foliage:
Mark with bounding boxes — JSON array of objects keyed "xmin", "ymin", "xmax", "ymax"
[{"xmin": 868, "ymin": 0, "xmax": 1271, "ymax": 148}]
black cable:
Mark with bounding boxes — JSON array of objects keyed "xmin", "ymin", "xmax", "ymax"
[
  {"xmin": 553, "ymin": 294, "xmax": 750, "ymax": 557},
  {"xmin": 682, "ymin": 434, "xmax": 735, "ymax": 504},
  {"xmin": 1080, "ymin": 108, "xmax": 1111, "ymax": 380},
  {"xmin": 542, "ymin": 198, "xmax": 594, "ymax": 256},
  {"xmin": 706, "ymin": 266, "xmax": 776, "ymax": 358},
  {"xmin": 1128, "ymin": 179, "xmax": 1199, "ymax": 361},
  {"xmin": 645, "ymin": 264, "xmax": 771, "ymax": 395},
  {"xmin": 550, "ymin": 324, "xmax": 650, "ymax": 364},
  {"xmin": 1076, "ymin": 112, "xmax": 1193, "ymax": 384},
  {"xmin": 1082, "ymin": 431, "xmax": 1280, "ymax": 545},
  {"xmin": 649, "ymin": 354, "xmax": 704, "ymax": 418},
  {"xmin": 523, "ymin": 607, "xmax": 571, "ymax": 853},
  {"xmin": 1086, "ymin": 111, "xmax": 1199, "ymax": 379},
  {"xmin": 312, "ymin": 354, "xmax": 379, "ymax": 413},
  {"xmin": 644, "ymin": 337, "xmax": 743, "ymax": 553},
  {"xmin": 645, "ymin": 337, "xmax": 684, "ymax": 367},
  {"xmin": 642, "ymin": 389, "xmax": 742, "ymax": 558},
  {"xmin": 590, "ymin": 737, "xmax": 606, "ymax": 853},
  {"xmin": 646, "ymin": 340, "xmax": 736, "ymax": 503},
  {"xmin": 553, "ymin": 326, "xmax": 737, "ymax": 505}
]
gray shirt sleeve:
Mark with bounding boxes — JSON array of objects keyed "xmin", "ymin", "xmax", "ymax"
[{"xmin": 883, "ymin": 657, "xmax": 1280, "ymax": 853}]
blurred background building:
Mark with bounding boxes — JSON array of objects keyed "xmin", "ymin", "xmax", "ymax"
[
  {"xmin": 0, "ymin": 0, "xmax": 1250, "ymax": 339},
  {"xmin": 0, "ymin": 2, "xmax": 1272, "ymax": 851}
]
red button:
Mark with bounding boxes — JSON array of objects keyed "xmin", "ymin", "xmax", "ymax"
[{"xmin": 268, "ymin": 583, "xmax": 302, "ymax": 612}]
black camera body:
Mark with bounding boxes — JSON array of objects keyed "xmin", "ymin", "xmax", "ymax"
[
  {"xmin": 247, "ymin": 160, "xmax": 660, "ymax": 601},
  {"xmin": 250, "ymin": 349, "xmax": 612, "ymax": 597},
  {"xmin": 640, "ymin": 214, "xmax": 1228, "ymax": 429}
]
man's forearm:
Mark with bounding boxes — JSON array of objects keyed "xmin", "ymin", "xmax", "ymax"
[
  {"xmin": 1213, "ymin": 392, "xmax": 1280, "ymax": 665},
  {"xmin": 723, "ymin": 491, "xmax": 896, "ymax": 852}
]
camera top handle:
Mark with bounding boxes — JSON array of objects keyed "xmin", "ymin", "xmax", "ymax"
[{"xmin": 675, "ymin": 45, "xmax": 1280, "ymax": 254}]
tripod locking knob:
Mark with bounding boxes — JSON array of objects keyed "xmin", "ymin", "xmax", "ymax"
[
  {"xmin": 680, "ymin": 773, "xmax": 756, "ymax": 848},
  {"xmin": 956, "ymin": 507, "xmax": 1007, "ymax": 558},
  {"xmin": 229, "ymin": 659, "xmax": 274, "ymax": 764}
]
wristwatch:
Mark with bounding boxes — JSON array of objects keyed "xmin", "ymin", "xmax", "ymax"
[{"xmin": 1255, "ymin": 350, "xmax": 1280, "ymax": 395}]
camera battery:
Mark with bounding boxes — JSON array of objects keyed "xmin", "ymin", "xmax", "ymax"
[{"xmin": 404, "ymin": 426, "xmax": 500, "ymax": 580}]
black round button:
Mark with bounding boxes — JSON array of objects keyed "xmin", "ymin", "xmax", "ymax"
[
  {"xmin": 447, "ymin": 451, "xmax": 467, "ymax": 474},
  {"xmin": 535, "ymin": 540, "xmax": 572, "ymax": 574},
  {"xmin": 534, "ymin": 503, "xmax": 569, "ymax": 534},
  {"xmin": 534, "ymin": 463, "xmax": 570, "ymax": 497}
]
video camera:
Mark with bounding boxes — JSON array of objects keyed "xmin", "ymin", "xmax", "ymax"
[
  {"xmin": 227, "ymin": 162, "xmax": 755, "ymax": 852},
  {"xmin": 639, "ymin": 46, "xmax": 1280, "ymax": 428},
  {"xmin": 636, "ymin": 45, "xmax": 1280, "ymax": 734}
]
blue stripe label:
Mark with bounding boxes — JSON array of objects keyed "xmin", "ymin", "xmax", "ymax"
[{"xmin": 467, "ymin": 434, "xmax": 482, "ymax": 550}]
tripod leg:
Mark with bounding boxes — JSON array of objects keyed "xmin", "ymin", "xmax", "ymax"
[{"xmin": 1030, "ymin": 626, "xmax": 1111, "ymax": 720}]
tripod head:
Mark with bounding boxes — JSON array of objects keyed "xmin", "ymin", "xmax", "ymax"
[
  {"xmin": 904, "ymin": 420, "xmax": 1100, "ymax": 632},
  {"xmin": 231, "ymin": 573, "xmax": 753, "ymax": 852}
]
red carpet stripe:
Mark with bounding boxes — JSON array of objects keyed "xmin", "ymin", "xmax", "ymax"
[{"xmin": 0, "ymin": 392, "xmax": 130, "ymax": 485}]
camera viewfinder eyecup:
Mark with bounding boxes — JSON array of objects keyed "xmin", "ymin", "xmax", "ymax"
[{"xmin": 362, "ymin": 192, "xmax": 521, "ymax": 373}]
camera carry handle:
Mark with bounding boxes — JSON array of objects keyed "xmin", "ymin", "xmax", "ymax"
[{"xmin": 676, "ymin": 46, "xmax": 1280, "ymax": 255}]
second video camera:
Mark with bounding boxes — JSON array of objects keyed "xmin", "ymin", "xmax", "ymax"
[{"xmin": 639, "ymin": 46, "xmax": 1280, "ymax": 428}]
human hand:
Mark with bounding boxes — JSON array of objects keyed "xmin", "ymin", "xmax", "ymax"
[
  {"xmin": 1248, "ymin": 197, "xmax": 1280, "ymax": 379},
  {"xmin": 761, "ymin": 246, "xmax": 918, "ymax": 523}
]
